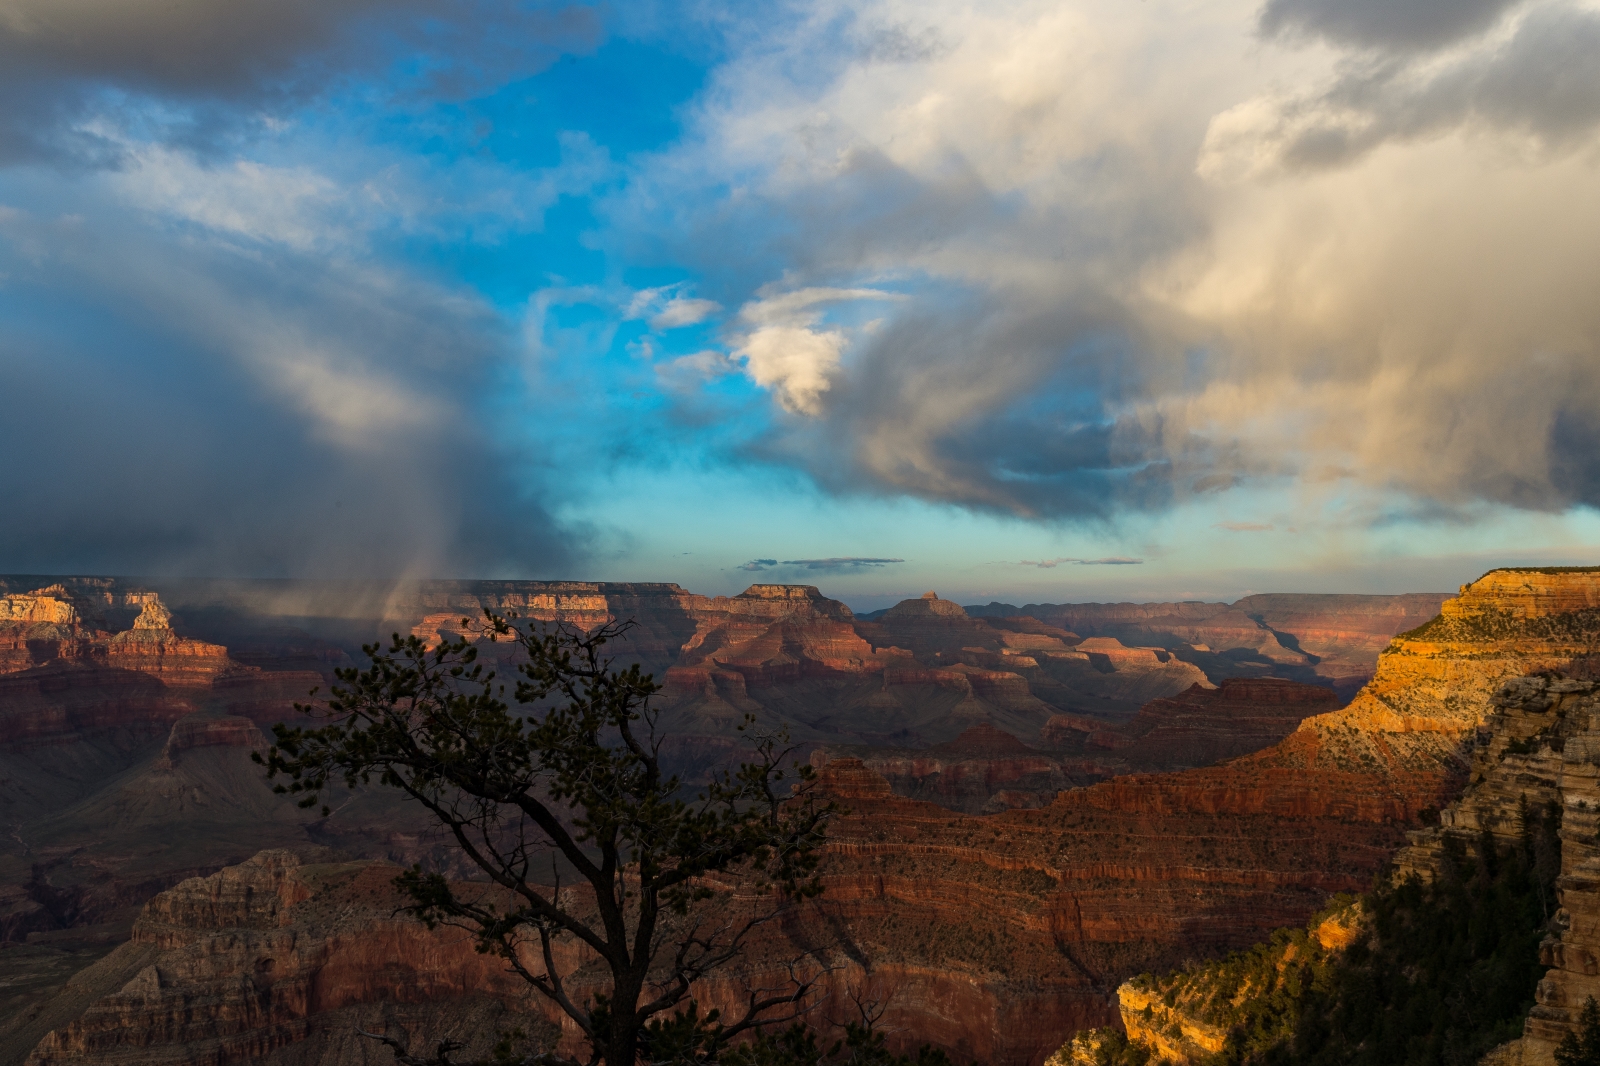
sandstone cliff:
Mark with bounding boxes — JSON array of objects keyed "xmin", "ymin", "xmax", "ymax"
[
  {"xmin": 0, "ymin": 585, "xmax": 456, "ymax": 990},
  {"xmin": 7, "ymin": 851, "xmax": 558, "ymax": 1066},
  {"xmin": 969, "ymin": 592, "xmax": 1451, "ymax": 699},
  {"xmin": 0, "ymin": 575, "xmax": 1498, "ymax": 1066},
  {"xmin": 812, "ymin": 722, "xmax": 1090, "ymax": 814},
  {"xmin": 814, "ymin": 679, "xmax": 1339, "ymax": 814},
  {"xmin": 1036, "ymin": 568, "xmax": 1600, "ymax": 1066}
]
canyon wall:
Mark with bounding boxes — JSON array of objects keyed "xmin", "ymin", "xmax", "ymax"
[
  {"xmin": 5, "ymin": 851, "xmax": 557, "ymax": 1066},
  {"xmin": 0, "ymin": 574, "xmax": 1490, "ymax": 1066},
  {"xmin": 969, "ymin": 592, "xmax": 1451, "ymax": 698},
  {"xmin": 814, "ymin": 678, "xmax": 1341, "ymax": 814},
  {"xmin": 1042, "ymin": 568, "xmax": 1600, "ymax": 1066}
]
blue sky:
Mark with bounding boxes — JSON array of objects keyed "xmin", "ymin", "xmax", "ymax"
[{"xmin": 3, "ymin": 0, "xmax": 1600, "ymax": 609}]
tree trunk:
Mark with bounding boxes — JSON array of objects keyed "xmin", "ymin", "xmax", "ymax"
[{"xmin": 606, "ymin": 972, "xmax": 643, "ymax": 1066}]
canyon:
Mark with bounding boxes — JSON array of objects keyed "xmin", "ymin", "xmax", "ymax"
[
  {"xmin": 812, "ymin": 678, "xmax": 1341, "ymax": 814},
  {"xmin": 1048, "ymin": 568, "xmax": 1600, "ymax": 1065},
  {"xmin": 0, "ymin": 573, "xmax": 1480, "ymax": 1065}
]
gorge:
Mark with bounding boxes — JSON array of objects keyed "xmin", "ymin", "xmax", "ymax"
[{"xmin": 7, "ymin": 570, "xmax": 1584, "ymax": 1065}]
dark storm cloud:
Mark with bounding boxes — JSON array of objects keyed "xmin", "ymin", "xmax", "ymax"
[
  {"xmin": 1, "ymin": 0, "xmax": 407, "ymax": 94},
  {"xmin": 1224, "ymin": 4, "xmax": 1600, "ymax": 173},
  {"xmin": 744, "ymin": 291, "xmax": 1187, "ymax": 522},
  {"xmin": 1258, "ymin": 0, "xmax": 1526, "ymax": 52},
  {"xmin": 0, "ymin": 202, "xmax": 577, "ymax": 578},
  {"xmin": 1549, "ymin": 407, "xmax": 1600, "ymax": 507},
  {"xmin": 0, "ymin": 0, "xmax": 601, "ymax": 165}
]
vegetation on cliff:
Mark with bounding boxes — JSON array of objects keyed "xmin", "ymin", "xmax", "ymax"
[
  {"xmin": 1398, "ymin": 605, "xmax": 1600, "ymax": 646},
  {"xmin": 1556, "ymin": 998, "xmax": 1600, "ymax": 1066},
  {"xmin": 1071, "ymin": 801, "xmax": 1560, "ymax": 1066}
]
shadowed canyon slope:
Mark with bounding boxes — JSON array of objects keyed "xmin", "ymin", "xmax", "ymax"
[
  {"xmin": 0, "ymin": 574, "xmax": 1494, "ymax": 1066},
  {"xmin": 811, "ymin": 678, "xmax": 1342, "ymax": 814},
  {"xmin": 967, "ymin": 593, "xmax": 1449, "ymax": 699}
]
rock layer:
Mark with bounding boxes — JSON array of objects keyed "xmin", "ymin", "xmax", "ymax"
[
  {"xmin": 0, "ymin": 575, "xmax": 1513, "ymax": 1066},
  {"xmin": 16, "ymin": 851, "xmax": 556, "ymax": 1066},
  {"xmin": 816, "ymin": 679, "xmax": 1340, "ymax": 814}
]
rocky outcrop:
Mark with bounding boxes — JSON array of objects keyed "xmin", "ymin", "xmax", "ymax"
[
  {"xmin": 1034, "ymin": 569, "xmax": 1600, "ymax": 1066},
  {"xmin": 1043, "ymin": 671, "xmax": 1592, "ymax": 1066},
  {"xmin": 0, "ymin": 588, "xmax": 79, "ymax": 628},
  {"xmin": 104, "ymin": 603, "xmax": 233, "ymax": 688},
  {"xmin": 17, "ymin": 851, "xmax": 557, "ymax": 1066},
  {"xmin": 1446, "ymin": 672, "xmax": 1600, "ymax": 1065},
  {"xmin": 1111, "ymin": 678, "xmax": 1339, "ymax": 769},
  {"xmin": 794, "ymin": 755, "xmax": 1403, "ymax": 1065},
  {"xmin": 813, "ymin": 725, "xmax": 1087, "ymax": 814},
  {"xmin": 0, "ymin": 590, "xmax": 232, "ymax": 688},
  {"xmin": 820, "ymin": 678, "xmax": 1340, "ymax": 815},
  {"xmin": 787, "ymin": 570, "xmax": 1600, "ymax": 1063},
  {"xmin": 969, "ymin": 592, "xmax": 1452, "ymax": 698},
  {"xmin": 1286, "ymin": 570, "xmax": 1600, "ymax": 775},
  {"xmin": 0, "ymin": 574, "xmax": 1531, "ymax": 1065}
]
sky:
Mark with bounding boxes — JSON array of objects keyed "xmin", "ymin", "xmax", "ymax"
[{"xmin": 3, "ymin": 0, "xmax": 1600, "ymax": 610}]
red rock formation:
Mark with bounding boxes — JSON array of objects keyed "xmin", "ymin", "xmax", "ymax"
[
  {"xmin": 815, "ymin": 726, "xmax": 1085, "ymax": 814},
  {"xmin": 21, "ymin": 851, "xmax": 557, "ymax": 1066},
  {"xmin": 767, "ymin": 571, "xmax": 1600, "ymax": 1062},
  {"xmin": 0, "ymin": 574, "xmax": 1544, "ymax": 1065},
  {"xmin": 103, "ymin": 601, "xmax": 234, "ymax": 688},
  {"xmin": 969, "ymin": 592, "xmax": 1453, "ymax": 697},
  {"xmin": 0, "ymin": 591, "xmax": 431, "ymax": 956},
  {"xmin": 1234, "ymin": 592, "xmax": 1453, "ymax": 684},
  {"xmin": 1111, "ymin": 678, "xmax": 1338, "ymax": 768},
  {"xmin": 779, "ymin": 756, "xmax": 1406, "ymax": 1064},
  {"xmin": 0, "ymin": 587, "xmax": 80, "ymax": 628}
]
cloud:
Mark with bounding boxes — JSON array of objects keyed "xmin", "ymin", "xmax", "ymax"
[
  {"xmin": 782, "ymin": 557, "xmax": 905, "ymax": 570},
  {"xmin": 653, "ymin": 297, "xmax": 721, "ymax": 330},
  {"xmin": 735, "ymin": 556, "xmax": 903, "ymax": 572},
  {"xmin": 1018, "ymin": 558, "xmax": 1077, "ymax": 568},
  {"xmin": 0, "ymin": 0, "xmax": 601, "ymax": 165},
  {"xmin": 1258, "ymin": 0, "xmax": 1526, "ymax": 52},
  {"xmin": 732, "ymin": 287, "xmax": 902, "ymax": 415},
  {"xmin": 1079, "ymin": 557, "xmax": 1143, "ymax": 565},
  {"xmin": 604, "ymin": 0, "xmax": 1600, "ymax": 527},
  {"xmin": 1215, "ymin": 522, "xmax": 1274, "ymax": 532},
  {"xmin": 110, "ymin": 143, "xmax": 345, "ymax": 251},
  {"xmin": 1204, "ymin": 4, "xmax": 1600, "ymax": 178},
  {"xmin": 627, "ymin": 284, "xmax": 721, "ymax": 331},
  {"xmin": 0, "ymin": 166, "xmax": 578, "ymax": 578}
]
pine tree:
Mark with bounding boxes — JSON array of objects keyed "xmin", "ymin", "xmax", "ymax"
[
  {"xmin": 261, "ymin": 615, "xmax": 833, "ymax": 1066},
  {"xmin": 1556, "ymin": 997, "xmax": 1600, "ymax": 1066}
]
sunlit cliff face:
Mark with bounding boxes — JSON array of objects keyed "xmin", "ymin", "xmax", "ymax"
[{"xmin": 1, "ymin": 0, "xmax": 1598, "ymax": 585}]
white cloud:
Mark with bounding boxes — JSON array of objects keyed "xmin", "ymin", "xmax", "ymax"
[
  {"xmin": 731, "ymin": 286, "xmax": 901, "ymax": 414},
  {"xmin": 653, "ymin": 296, "xmax": 720, "ymax": 329},
  {"xmin": 625, "ymin": 283, "xmax": 721, "ymax": 331},
  {"xmin": 109, "ymin": 143, "xmax": 346, "ymax": 251},
  {"xmin": 621, "ymin": 0, "xmax": 1600, "ymax": 518}
]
